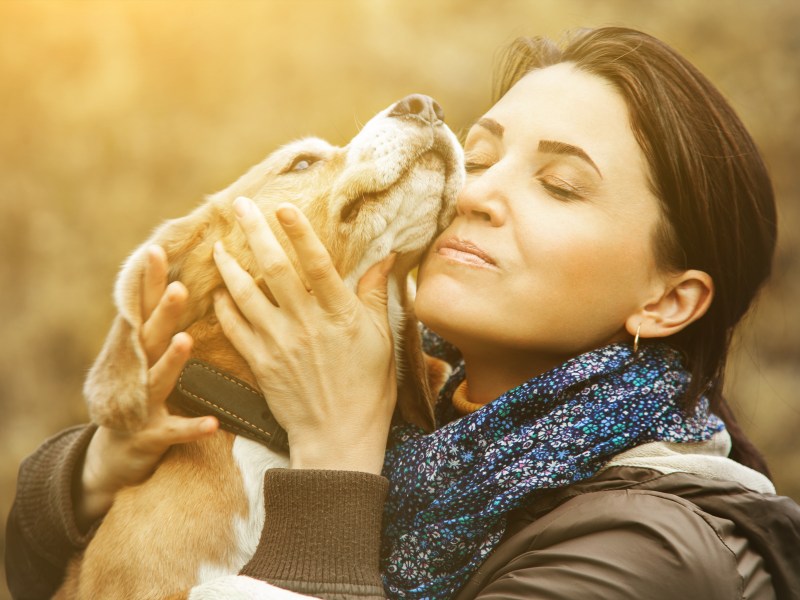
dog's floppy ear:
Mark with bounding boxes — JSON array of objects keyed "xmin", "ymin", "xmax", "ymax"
[
  {"xmin": 395, "ymin": 304, "xmax": 439, "ymax": 433},
  {"xmin": 84, "ymin": 208, "xmax": 215, "ymax": 431},
  {"xmin": 397, "ymin": 333, "xmax": 452, "ymax": 433},
  {"xmin": 422, "ymin": 353, "xmax": 452, "ymax": 401},
  {"xmin": 84, "ymin": 244, "xmax": 157, "ymax": 431}
]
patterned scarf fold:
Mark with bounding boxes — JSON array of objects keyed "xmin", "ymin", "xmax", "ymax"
[{"xmin": 380, "ymin": 342, "xmax": 724, "ymax": 599}]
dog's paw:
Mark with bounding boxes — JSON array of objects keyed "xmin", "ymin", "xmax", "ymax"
[{"xmin": 188, "ymin": 576, "xmax": 320, "ymax": 600}]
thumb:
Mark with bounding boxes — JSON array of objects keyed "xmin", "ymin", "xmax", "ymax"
[
  {"xmin": 357, "ymin": 253, "xmax": 396, "ymax": 314},
  {"xmin": 146, "ymin": 415, "xmax": 219, "ymax": 451}
]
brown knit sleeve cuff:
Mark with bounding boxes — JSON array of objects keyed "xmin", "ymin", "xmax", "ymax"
[
  {"xmin": 239, "ymin": 468, "xmax": 389, "ymax": 599},
  {"xmin": 13, "ymin": 424, "xmax": 99, "ymax": 567}
]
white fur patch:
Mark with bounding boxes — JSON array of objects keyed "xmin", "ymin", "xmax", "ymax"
[
  {"xmin": 195, "ymin": 437, "xmax": 289, "ymax": 584},
  {"xmin": 231, "ymin": 437, "xmax": 290, "ymax": 565}
]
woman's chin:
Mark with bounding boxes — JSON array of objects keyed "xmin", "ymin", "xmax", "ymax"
[{"xmin": 415, "ymin": 277, "xmax": 471, "ymax": 333}]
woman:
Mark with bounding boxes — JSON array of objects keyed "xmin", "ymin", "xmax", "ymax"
[{"xmin": 7, "ymin": 27, "xmax": 800, "ymax": 599}]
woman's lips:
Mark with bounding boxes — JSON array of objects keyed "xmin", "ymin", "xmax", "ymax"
[{"xmin": 436, "ymin": 237, "xmax": 497, "ymax": 268}]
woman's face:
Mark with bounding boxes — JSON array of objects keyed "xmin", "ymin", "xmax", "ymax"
[{"xmin": 416, "ymin": 63, "xmax": 667, "ymax": 366}]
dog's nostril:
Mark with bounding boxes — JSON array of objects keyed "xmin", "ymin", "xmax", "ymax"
[
  {"xmin": 431, "ymin": 99, "xmax": 445, "ymax": 122},
  {"xmin": 389, "ymin": 94, "xmax": 445, "ymax": 124}
]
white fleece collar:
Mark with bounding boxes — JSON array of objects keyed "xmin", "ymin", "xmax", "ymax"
[{"xmin": 603, "ymin": 430, "xmax": 776, "ymax": 494}]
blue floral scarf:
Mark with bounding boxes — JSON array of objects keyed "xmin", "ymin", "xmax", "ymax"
[{"xmin": 380, "ymin": 340, "xmax": 724, "ymax": 599}]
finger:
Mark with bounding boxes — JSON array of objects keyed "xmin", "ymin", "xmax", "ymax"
[
  {"xmin": 275, "ymin": 203, "xmax": 353, "ymax": 314},
  {"xmin": 213, "ymin": 288, "xmax": 260, "ymax": 358},
  {"xmin": 142, "ymin": 246, "xmax": 169, "ymax": 321},
  {"xmin": 141, "ymin": 281, "xmax": 189, "ymax": 364},
  {"xmin": 137, "ymin": 414, "xmax": 219, "ymax": 453},
  {"xmin": 147, "ymin": 332, "xmax": 193, "ymax": 407},
  {"xmin": 213, "ymin": 241, "xmax": 276, "ymax": 328},
  {"xmin": 157, "ymin": 414, "xmax": 219, "ymax": 446},
  {"xmin": 232, "ymin": 197, "xmax": 308, "ymax": 307}
]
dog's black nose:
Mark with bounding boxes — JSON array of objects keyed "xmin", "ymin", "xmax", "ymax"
[{"xmin": 389, "ymin": 94, "xmax": 445, "ymax": 124}]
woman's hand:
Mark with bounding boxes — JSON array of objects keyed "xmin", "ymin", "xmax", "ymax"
[
  {"xmin": 213, "ymin": 197, "xmax": 397, "ymax": 475},
  {"xmin": 76, "ymin": 246, "xmax": 219, "ymax": 529}
]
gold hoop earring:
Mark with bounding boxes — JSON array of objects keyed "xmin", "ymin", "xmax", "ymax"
[{"xmin": 633, "ymin": 323, "xmax": 642, "ymax": 354}]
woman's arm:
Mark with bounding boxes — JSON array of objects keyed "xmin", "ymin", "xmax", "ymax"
[
  {"xmin": 237, "ymin": 469, "xmax": 388, "ymax": 599},
  {"xmin": 5, "ymin": 424, "xmax": 97, "ymax": 599},
  {"xmin": 212, "ymin": 197, "xmax": 398, "ymax": 597}
]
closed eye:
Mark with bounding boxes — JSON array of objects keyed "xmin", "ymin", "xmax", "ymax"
[
  {"xmin": 284, "ymin": 154, "xmax": 321, "ymax": 173},
  {"xmin": 463, "ymin": 151, "xmax": 495, "ymax": 175},
  {"xmin": 540, "ymin": 177, "xmax": 584, "ymax": 201},
  {"xmin": 465, "ymin": 161, "xmax": 490, "ymax": 174}
]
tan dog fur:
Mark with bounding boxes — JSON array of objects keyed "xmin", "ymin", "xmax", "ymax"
[{"xmin": 56, "ymin": 96, "xmax": 463, "ymax": 599}]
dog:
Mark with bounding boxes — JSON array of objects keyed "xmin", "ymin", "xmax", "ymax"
[{"xmin": 56, "ymin": 94, "xmax": 463, "ymax": 599}]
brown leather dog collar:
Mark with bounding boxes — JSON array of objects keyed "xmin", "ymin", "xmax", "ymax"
[{"xmin": 167, "ymin": 359, "xmax": 289, "ymax": 452}]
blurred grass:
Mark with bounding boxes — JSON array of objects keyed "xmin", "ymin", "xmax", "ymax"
[{"xmin": 1, "ymin": 1, "xmax": 798, "ymax": 596}]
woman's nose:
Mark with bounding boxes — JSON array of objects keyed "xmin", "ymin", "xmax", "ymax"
[{"xmin": 456, "ymin": 173, "xmax": 506, "ymax": 226}]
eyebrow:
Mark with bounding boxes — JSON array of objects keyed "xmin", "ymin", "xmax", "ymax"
[
  {"xmin": 474, "ymin": 118, "xmax": 504, "ymax": 139},
  {"xmin": 538, "ymin": 139, "xmax": 602, "ymax": 178}
]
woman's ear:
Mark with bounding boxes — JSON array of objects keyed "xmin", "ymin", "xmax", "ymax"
[{"xmin": 626, "ymin": 269, "xmax": 714, "ymax": 341}]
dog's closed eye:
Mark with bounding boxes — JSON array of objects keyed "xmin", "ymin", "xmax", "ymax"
[{"xmin": 285, "ymin": 154, "xmax": 321, "ymax": 173}]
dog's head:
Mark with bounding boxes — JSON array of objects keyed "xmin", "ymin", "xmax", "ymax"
[{"xmin": 85, "ymin": 94, "xmax": 463, "ymax": 433}]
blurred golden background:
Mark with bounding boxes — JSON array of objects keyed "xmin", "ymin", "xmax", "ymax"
[{"xmin": 1, "ymin": 1, "xmax": 798, "ymax": 594}]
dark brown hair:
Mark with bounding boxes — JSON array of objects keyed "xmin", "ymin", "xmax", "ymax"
[{"xmin": 493, "ymin": 27, "xmax": 777, "ymax": 475}]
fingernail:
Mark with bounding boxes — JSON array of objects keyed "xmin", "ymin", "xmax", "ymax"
[
  {"xmin": 213, "ymin": 241, "xmax": 225, "ymax": 256},
  {"xmin": 233, "ymin": 196, "xmax": 252, "ymax": 219},
  {"xmin": 276, "ymin": 203, "xmax": 297, "ymax": 225},
  {"xmin": 164, "ymin": 281, "xmax": 181, "ymax": 302},
  {"xmin": 199, "ymin": 418, "xmax": 216, "ymax": 433}
]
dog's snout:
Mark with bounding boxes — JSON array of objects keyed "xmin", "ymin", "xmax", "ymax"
[{"xmin": 389, "ymin": 94, "xmax": 445, "ymax": 124}]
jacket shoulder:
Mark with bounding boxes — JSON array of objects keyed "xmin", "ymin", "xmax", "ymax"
[{"xmin": 456, "ymin": 468, "xmax": 782, "ymax": 600}]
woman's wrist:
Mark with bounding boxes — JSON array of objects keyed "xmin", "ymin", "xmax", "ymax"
[
  {"xmin": 287, "ymin": 433, "xmax": 388, "ymax": 475},
  {"xmin": 74, "ymin": 428, "xmax": 117, "ymax": 529},
  {"xmin": 288, "ymin": 447, "xmax": 387, "ymax": 475}
]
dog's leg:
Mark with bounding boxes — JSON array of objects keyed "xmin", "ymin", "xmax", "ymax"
[{"xmin": 74, "ymin": 432, "xmax": 248, "ymax": 599}]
